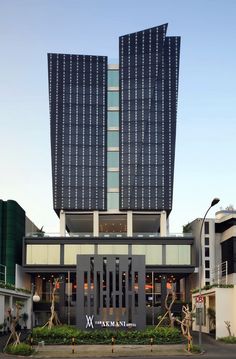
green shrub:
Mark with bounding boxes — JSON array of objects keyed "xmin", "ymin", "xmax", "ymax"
[
  {"xmin": 32, "ymin": 325, "xmax": 182, "ymax": 345},
  {"xmin": 5, "ymin": 343, "xmax": 34, "ymax": 356},
  {"xmin": 192, "ymin": 284, "xmax": 234, "ymax": 293},
  {"xmin": 188, "ymin": 344, "xmax": 201, "ymax": 353},
  {"xmin": 218, "ymin": 336, "xmax": 236, "ymax": 344}
]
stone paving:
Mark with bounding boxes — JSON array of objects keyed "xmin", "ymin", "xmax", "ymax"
[{"xmin": 33, "ymin": 343, "xmax": 186, "ymax": 358}]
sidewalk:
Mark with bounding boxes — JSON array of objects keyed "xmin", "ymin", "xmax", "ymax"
[{"xmin": 33, "ymin": 344, "xmax": 187, "ymax": 358}]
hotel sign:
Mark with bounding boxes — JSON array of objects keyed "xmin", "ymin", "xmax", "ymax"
[{"xmin": 85, "ymin": 315, "xmax": 136, "ymax": 329}]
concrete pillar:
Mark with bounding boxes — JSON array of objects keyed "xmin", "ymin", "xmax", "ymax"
[
  {"xmin": 60, "ymin": 210, "xmax": 66, "ymax": 236},
  {"xmin": 161, "ymin": 276, "xmax": 167, "ymax": 313},
  {"xmin": 26, "ymin": 295, "xmax": 32, "ymax": 329},
  {"xmin": 127, "ymin": 211, "xmax": 133, "ymax": 237},
  {"xmin": 185, "ymin": 276, "xmax": 191, "ymax": 303},
  {"xmin": 93, "ymin": 211, "xmax": 99, "ymax": 237},
  {"xmin": 160, "ymin": 211, "xmax": 167, "ymax": 237},
  {"xmin": 0, "ymin": 295, "xmax": 4, "ymax": 324},
  {"xmin": 59, "ymin": 274, "xmax": 66, "ymax": 323}
]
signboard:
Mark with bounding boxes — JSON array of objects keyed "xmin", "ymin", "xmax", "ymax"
[
  {"xmin": 196, "ymin": 295, "xmax": 204, "ymax": 309},
  {"xmin": 85, "ymin": 315, "xmax": 136, "ymax": 329}
]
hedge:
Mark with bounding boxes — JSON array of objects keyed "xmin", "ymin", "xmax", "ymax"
[{"xmin": 32, "ymin": 325, "xmax": 182, "ymax": 345}]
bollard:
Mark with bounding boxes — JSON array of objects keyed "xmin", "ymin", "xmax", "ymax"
[
  {"xmin": 30, "ymin": 334, "xmax": 33, "ymax": 350},
  {"xmin": 111, "ymin": 336, "xmax": 115, "ymax": 353},
  {"xmin": 150, "ymin": 337, "xmax": 154, "ymax": 352},
  {"xmin": 72, "ymin": 337, "xmax": 75, "ymax": 354},
  {"xmin": 187, "ymin": 335, "xmax": 192, "ymax": 352}
]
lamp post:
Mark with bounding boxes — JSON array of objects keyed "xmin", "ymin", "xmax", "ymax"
[
  {"xmin": 198, "ymin": 197, "xmax": 220, "ymax": 350},
  {"xmin": 31, "ymin": 283, "xmax": 40, "ymax": 330}
]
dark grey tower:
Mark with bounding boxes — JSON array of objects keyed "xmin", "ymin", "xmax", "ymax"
[
  {"xmin": 48, "ymin": 54, "xmax": 107, "ymax": 213},
  {"xmin": 119, "ymin": 24, "xmax": 180, "ymax": 212},
  {"xmin": 48, "ymin": 24, "xmax": 180, "ymax": 216}
]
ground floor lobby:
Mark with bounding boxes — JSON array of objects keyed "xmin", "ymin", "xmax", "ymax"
[{"xmin": 29, "ymin": 263, "xmax": 193, "ymax": 329}]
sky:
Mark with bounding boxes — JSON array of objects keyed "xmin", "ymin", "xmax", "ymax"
[{"xmin": 0, "ymin": 0, "xmax": 236, "ymax": 234}]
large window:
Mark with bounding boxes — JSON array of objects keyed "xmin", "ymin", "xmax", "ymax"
[
  {"xmin": 108, "ymin": 70, "xmax": 119, "ymax": 87},
  {"xmin": 26, "ymin": 245, "xmax": 60, "ymax": 265},
  {"xmin": 108, "ymin": 131, "xmax": 119, "ymax": 147},
  {"xmin": 166, "ymin": 245, "xmax": 191, "ymax": 265},
  {"xmin": 108, "ymin": 92, "xmax": 119, "ymax": 107},
  {"xmin": 108, "ymin": 112, "xmax": 119, "ymax": 128},
  {"xmin": 107, "ymin": 192, "xmax": 119, "ymax": 210},
  {"xmin": 97, "ymin": 245, "xmax": 128, "ymax": 255},
  {"xmin": 132, "ymin": 245, "xmax": 162, "ymax": 265},
  {"xmin": 108, "ymin": 151, "xmax": 119, "ymax": 168},
  {"xmin": 99, "ymin": 214, "xmax": 127, "ymax": 235},
  {"xmin": 64, "ymin": 244, "xmax": 94, "ymax": 264},
  {"xmin": 107, "ymin": 172, "xmax": 119, "ymax": 188}
]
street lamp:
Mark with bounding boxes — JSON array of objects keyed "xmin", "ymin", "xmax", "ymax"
[
  {"xmin": 31, "ymin": 284, "xmax": 40, "ymax": 329},
  {"xmin": 198, "ymin": 197, "xmax": 220, "ymax": 350}
]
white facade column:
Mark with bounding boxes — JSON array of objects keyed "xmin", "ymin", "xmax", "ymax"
[
  {"xmin": 93, "ymin": 211, "xmax": 99, "ymax": 237},
  {"xmin": 160, "ymin": 211, "xmax": 167, "ymax": 237},
  {"xmin": 60, "ymin": 210, "xmax": 66, "ymax": 236},
  {"xmin": 127, "ymin": 211, "xmax": 133, "ymax": 237}
]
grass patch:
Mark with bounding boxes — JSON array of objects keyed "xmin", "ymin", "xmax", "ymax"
[
  {"xmin": 187, "ymin": 344, "xmax": 202, "ymax": 353},
  {"xmin": 218, "ymin": 336, "xmax": 236, "ymax": 344},
  {"xmin": 5, "ymin": 343, "xmax": 34, "ymax": 356}
]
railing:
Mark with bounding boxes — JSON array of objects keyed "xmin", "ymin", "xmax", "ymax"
[
  {"xmin": 211, "ymin": 261, "xmax": 228, "ymax": 285},
  {"xmin": 26, "ymin": 232, "xmax": 193, "ymax": 238}
]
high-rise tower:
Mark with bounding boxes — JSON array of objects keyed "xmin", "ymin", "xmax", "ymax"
[{"xmin": 48, "ymin": 24, "xmax": 180, "ymax": 215}]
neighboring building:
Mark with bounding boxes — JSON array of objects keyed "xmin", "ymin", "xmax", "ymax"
[
  {"xmin": 0, "ymin": 199, "xmax": 39, "ymax": 285},
  {"xmin": 0, "ymin": 199, "xmax": 39, "ymax": 330},
  {"xmin": 190, "ymin": 209, "xmax": 236, "ymax": 288},
  {"xmin": 190, "ymin": 209, "xmax": 236, "ymax": 338},
  {"xmin": 0, "ymin": 200, "xmax": 26, "ymax": 284},
  {"xmin": 23, "ymin": 24, "xmax": 196, "ymax": 329}
]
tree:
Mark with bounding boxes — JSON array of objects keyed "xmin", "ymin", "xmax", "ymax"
[
  {"xmin": 155, "ymin": 289, "xmax": 176, "ymax": 328},
  {"xmin": 42, "ymin": 278, "xmax": 61, "ymax": 329},
  {"xmin": 175, "ymin": 304, "xmax": 195, "ymax": 351},
  {"xmin": 225, "ymin": 321, "xmax": 232, "ymax": 337},
  {"xmin": 183, "ymin": 223, "xmax": 192, "ymax": 234},
  {"xmin": 4, "ymin": 301, "xmax": 24, "ymax": 350}
]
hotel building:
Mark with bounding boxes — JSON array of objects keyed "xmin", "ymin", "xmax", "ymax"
[{"xmin": 23, "ymin": 24, "xmax": 195, "ymax": 329}]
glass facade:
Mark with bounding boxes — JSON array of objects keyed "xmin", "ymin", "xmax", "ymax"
[
  {"xmin": 107, "ymin": 151, "xmax": 119, "ymax": 168},
  {"xmin": 64, "ymin": 244, "xmax": 95, "ymax": 264},
  {"xmin": 108, "ymin": 70, "xmax": 119, "ymax": 87},
  {"xmin": 108, "ymin": 131, "xmax": 119, "ymax": 147},
  {"xmin": 107, "ymin": 67, "xmax": 119, "ymax": 210},
  {"xmin": 166, "ymin": 245, "xmax": 191, "ymax": 265},
  {"xmin": 132, "ymin": 245, "xmax": 162, "ymax": 265},
  {"xmin": 107, "ymin": 192, "xmax": 119, "ymax": 210},
  {"xmin": 97, "ymin": 244, "xmax": 128, "ymax": 255},
  {"xmin": 108, "ymin": 92, "xmax": 119, "ymax": 107},
  {"xmin": 108, "ymin": 112, "xmax": 119, "ymax": 128},
  {"xmin": 107, "ymin": 172, "xmax": 119, "ymax": 188},
  {"xmin": 26, "ymin": 245, "xmax": 60, "ymax": 265}
]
